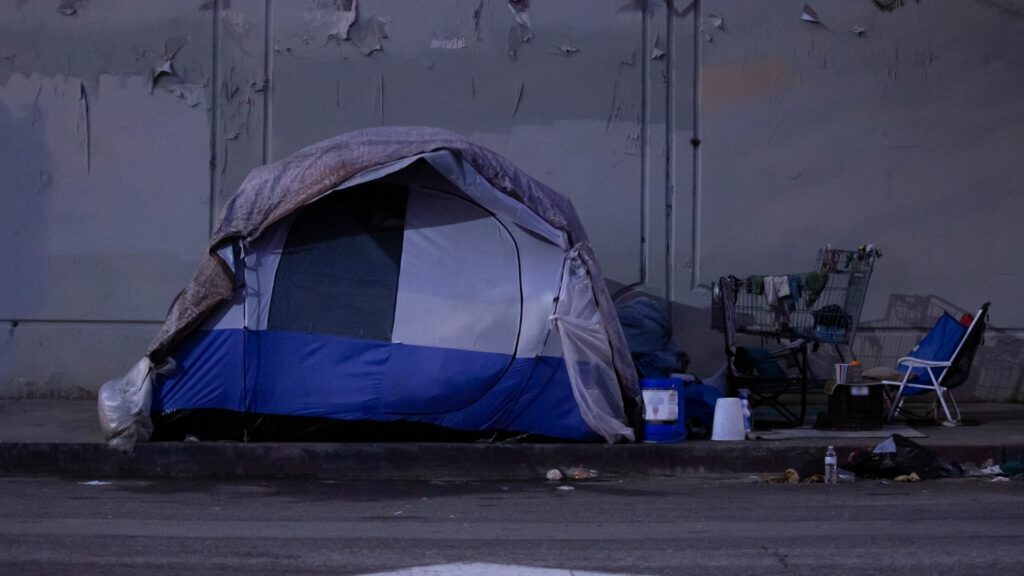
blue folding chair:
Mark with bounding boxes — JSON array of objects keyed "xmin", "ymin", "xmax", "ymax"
[{"xmin": 883, "ymin": 303, "xmax": 990, "ymax": 426}]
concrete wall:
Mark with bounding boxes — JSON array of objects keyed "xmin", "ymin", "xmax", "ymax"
[
  {"xmin": 1, "ymin": 0, "xmax": 1022, "ymax": 402},
  {"xmin": 687, "ymin": 0, "xmax": 1024, "ymax": 402}
]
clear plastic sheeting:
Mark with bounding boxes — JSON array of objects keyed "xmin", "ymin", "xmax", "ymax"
[
  {"xmin": 97, "ymin": 357, "xmax": 158, "ymax": 452},
  {"xmin": 551, "ymin": 247, "xmax": 635, "ymax": 443}
]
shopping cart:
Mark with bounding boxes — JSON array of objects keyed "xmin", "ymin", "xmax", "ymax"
[{"xmin": 710, "ymin": 245, "xmax": 881, "ymax": 426}]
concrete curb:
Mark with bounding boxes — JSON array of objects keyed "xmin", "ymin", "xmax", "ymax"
[{"xmin": 2, "ymin": 441, "xmax": 1022, "ymax": 480}]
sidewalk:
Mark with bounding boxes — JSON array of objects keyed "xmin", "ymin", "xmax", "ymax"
[{"xmin": 1, "ymin": 399, "xmax": 1022, "ymax": 480}]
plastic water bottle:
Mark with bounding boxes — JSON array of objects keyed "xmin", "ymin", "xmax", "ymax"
[
  {"xmin": 824, "ymin": 445, "xmax": 838, "ymax": 485},
  {"xmin": 738, "ymin": 389, "xmax": 753, "ymax": 434}
]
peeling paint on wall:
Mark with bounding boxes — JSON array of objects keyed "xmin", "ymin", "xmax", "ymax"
[
  {"xmin": 472, "ymin": 0, "xmax": 484, "ymax": 40},
  {"xmin": 167, "ymin": 83, "xmax": 206, "ymax": 108},
  {"xmin": 801, "ymin": 4, "xmax": 822, "ymax": 25},
  {"xmin": 326, "ymin": 0, "xmax": 358, "ymax": 41},
  {"xmin": 507, "ymin": 0, "xmax": 533, "ymax": 59},
  {"xmin": 651, "ymin": 34, "xmax": 666, "ymax": 60},
  {"xmin": 4, "ymin": 0, "xmax": 1022, "ymax": 402},
  {"xmin": 56, "ymin": 0, "xmax": 81, "ymax": 17},
  {"xmin": 151, "ymin": 35, "xmax": 189, "ymax": 92},
  {"xmin": 305, "ymin": 0, "xmax": 388, "ymax": 57}
]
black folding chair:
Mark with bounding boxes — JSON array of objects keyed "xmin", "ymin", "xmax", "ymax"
[{"xmin": 715, "ymin": 277, "xmax": 812, "ymax": 427}]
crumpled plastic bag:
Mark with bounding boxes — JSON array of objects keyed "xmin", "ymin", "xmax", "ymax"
[
  {"xmin": 97, "ymin": 357, "xmax": 171, "ymax": 452},
  {"xmin": 847, "ymin": 434, "xmax": 942, "ymax": 480}
]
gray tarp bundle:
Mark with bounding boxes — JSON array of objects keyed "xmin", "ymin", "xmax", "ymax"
[{"xmin": 145, "ymin": 126, "xmax": 643, "ymax": 434}]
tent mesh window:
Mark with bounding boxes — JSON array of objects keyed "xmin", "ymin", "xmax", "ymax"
[{"xmin": 268, "ymin": 182, "xmax": 408, "ymax": 340}]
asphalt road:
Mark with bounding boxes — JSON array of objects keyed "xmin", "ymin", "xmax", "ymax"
[{"xmin": 1, "ymin": 475, "xmax": 1022, "ymax": 575}]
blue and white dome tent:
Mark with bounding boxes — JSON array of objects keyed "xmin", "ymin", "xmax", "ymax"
[{"xmin": 99, "ymin": 127, "xmax": 641, "ymax": 449}]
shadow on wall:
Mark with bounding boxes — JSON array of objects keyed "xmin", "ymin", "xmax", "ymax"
[{"xmin": 855, "ymin": 294, "xmax": 1024, "ymax": 403}]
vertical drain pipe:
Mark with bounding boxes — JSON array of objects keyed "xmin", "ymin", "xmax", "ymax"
[
  {"xmin": 639, "ymin": 3, "xmax": 650, "ymax": 287},
  {"xmin": 664, "ymin": 0, "xmax": 676, "ymax": 320},
  {"xmin": 262, "ymin": 0, "xmax": 274, "ymax": 165},
  {"xmin": 691, "ymin": 0, "xmax": 703, "ymax": 291},
  {"xmin": 209, "ymin": 0, "xmax": 222, "ymax": 236}
]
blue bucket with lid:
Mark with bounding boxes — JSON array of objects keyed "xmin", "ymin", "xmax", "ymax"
[{"xmin": 641, "ymin": 377, "xmax": 686, "ymax": 443}]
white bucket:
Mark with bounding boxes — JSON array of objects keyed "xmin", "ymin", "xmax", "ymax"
[{"xmin": 711, "ymin": 397, "xmax": 746, "ymax": 441}]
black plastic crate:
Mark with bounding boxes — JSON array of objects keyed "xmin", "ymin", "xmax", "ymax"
[{"xmin": 823, "ymin": 383, "xmax": 885, "ymax": 430}]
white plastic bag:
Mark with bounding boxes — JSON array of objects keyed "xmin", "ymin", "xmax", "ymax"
[{"xmin": 97, "ymin": 357, "xmax": 157, "ymax": 452}]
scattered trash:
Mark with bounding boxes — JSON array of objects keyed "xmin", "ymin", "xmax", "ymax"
[
  {"xmin": 805, "ymin": 469, "xmax": 855, "ymax": 483},
  {"xmin": 940, "ymin": 461, "xmax": 965, "ymax": 478},
  {"xmin": 556, "ymin": 485, "xmax": 575, "ymax": 491},
  {"xmin": 824, "ymin": 445, "xmax": 838, "ymax": 485},
  {"xmin": 1001, "ymin": 460, "xmax": 1024, "ymax": 476},
  {"xmin": 546, "ymin": 467, "xmax": 597, "ymax": 481},
  {"xmin": 557, "ymin": 45, "xmax": 580, "ymax": 56},
  {"xmin": 565, "ymin": 467, "xmax": 598, "ymax": 480},
  {"xmin": 850, "ymin": 25, "xmax": 867, "ymax": 37},
  {"xmin": 706, "ymin": 14, "xmax": 724, "ymax": 30},
  {"xmin": 79, "ymin": 480, "xmax": 112, "ymax": 486},
  {"xmin": 801, "ymin": 4, "xmax": 822, "ymax": 25},
  {"xmin": 894, "ymin": 472, "xmax": 921, "ymax": 483},
  {"xmin": 958, "ymin": 459, "xmax": 1024, "ymax": 479},
  {"xmin": 762, "ymin": 468, "xmax": 801, "ymax": 484},
  {"xmin": 978, "ymin": 464, "xmax": 1003, "ymax": 476},
  {"xmin": 98, "ymin": 357, "xmax": 158, "ymax": 453},
  {"xmin": 184, "ymin": 434, "xmax": 200, "ymax": 443},
  {"xmin": 848, "ymin": 434, "xmax": 942, "ymax": 480},
  {"xmin": 990, "ymin": 476, "xmax": 1011, "ymax": 483}
]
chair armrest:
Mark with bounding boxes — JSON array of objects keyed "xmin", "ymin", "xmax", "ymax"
[{"xmin": 896, "ymin": 356, "xmax": 951, "ymax": 368}]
